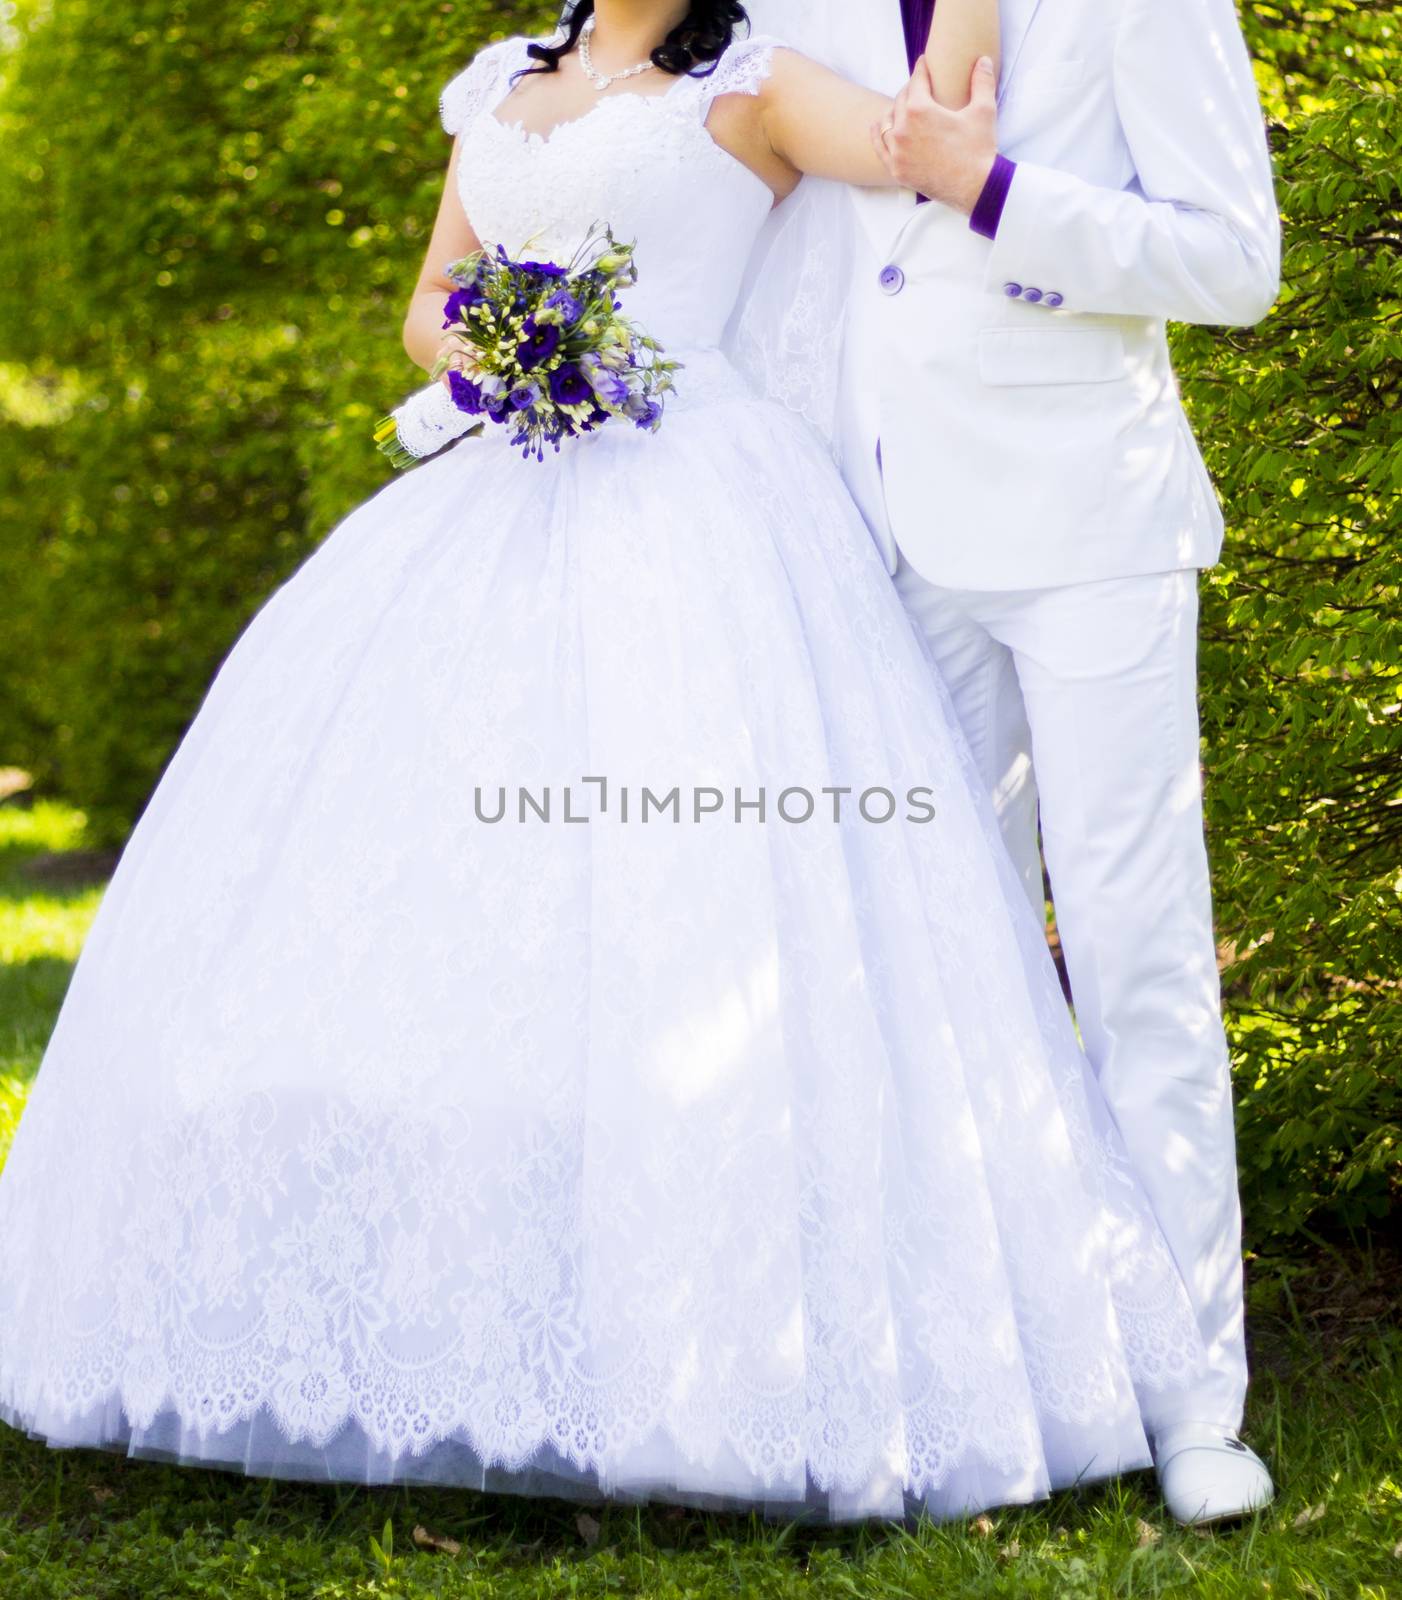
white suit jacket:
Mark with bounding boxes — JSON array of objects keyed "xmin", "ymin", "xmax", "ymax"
[{"xmin": 829, "ymin": 0, "xmax": 1281, "ymax": 589}]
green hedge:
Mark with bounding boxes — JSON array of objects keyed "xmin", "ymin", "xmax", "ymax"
[
  {"xmin": 0, "ymin": 1, "xmax": 1397, "ymax": 1243},
  {"xmin": 0, "ymin": 0, "xmax": 552, "ymax": 834},
  {"xmin": 1177, "ymin": 82, "xmax": 1401, "ymax": 1239}
]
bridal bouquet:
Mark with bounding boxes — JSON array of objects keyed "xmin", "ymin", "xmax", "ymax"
[{"xmin": 375, "ymin": 226, "xmax": 680, "ymax": 466}]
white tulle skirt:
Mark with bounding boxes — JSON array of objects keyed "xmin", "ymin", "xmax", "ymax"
[{"xmin": 0, "ymin": 376, "xmax": 1209, "ymax": 1522}]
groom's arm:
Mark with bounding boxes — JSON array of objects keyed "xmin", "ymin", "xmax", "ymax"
[
  {"xmin": 880, "ymin": 0, "xmax": 1281, "ymax": 327},
  {"xmin": 987, "ymin": 0, "xmax": 1280, "ymax": 325}
]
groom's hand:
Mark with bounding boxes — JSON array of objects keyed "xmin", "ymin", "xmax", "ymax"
[{"xmin": 872, "ymin": 56, "xmax": 999, "ymax": 214}]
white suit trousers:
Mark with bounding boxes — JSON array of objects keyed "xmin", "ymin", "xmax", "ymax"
[{"xmin": 895, "ymin": 559, "xmax": 1248, "ymax": 1430}]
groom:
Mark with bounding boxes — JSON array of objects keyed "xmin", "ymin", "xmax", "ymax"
[{"xmin": 836, "ymin": 0, "xmax": 1282, "ymax": 1526}]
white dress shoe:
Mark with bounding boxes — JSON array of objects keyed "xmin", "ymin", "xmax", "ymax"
[{"xmin": 1153, "ymin": 1422, "xmax": 1276, "ymax": 1526}]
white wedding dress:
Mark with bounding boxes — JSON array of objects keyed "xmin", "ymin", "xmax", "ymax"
[{"xmin": 0, "ymin": 35, "xmax": 1211, "ymax": 1522}]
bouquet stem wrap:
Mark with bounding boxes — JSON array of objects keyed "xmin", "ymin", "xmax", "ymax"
[{"xmin": 375, "ymin": 383, "xmax": 483, "ymax": 469}]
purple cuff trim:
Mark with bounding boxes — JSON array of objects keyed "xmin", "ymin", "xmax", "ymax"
[{"xmin": 969, "ymin": 154, "xmax": 1016, "ymax": 241}]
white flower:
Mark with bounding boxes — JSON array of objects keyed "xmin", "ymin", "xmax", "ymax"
[
  {"xmin": 263, "ymin": 1274, "xmax": 328, "ymax": 1357},
  {"xmin": 305, "ymin": 1202, "xmax": 367, "ymax": 1285},
  {"xmin": 120, "ymin": 1341, "xmax": 171, "ymax": 1429},
  {"xmin": 190, "ymin": 1210, "xmax": 244, "ymax": 1306},
  {"xmin": 273, "ymin": 1342, "xmax": 351, "ymax": 1444}
]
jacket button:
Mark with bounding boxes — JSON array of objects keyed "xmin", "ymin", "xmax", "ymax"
[
  {"xmin": 1003, "ymin": 281, "xmax": 1023, "ymax": 298},
  {"xmin": 1022, "ymin": 286, "xmax": 1043, "ymax": 303},
  {"xmin": 1045, "ymin": 291, "xmax": 1065, "ymax": 307},
  {"xmin": 879, "ymin": 264, "xmax": 905, "ymax": 295}
]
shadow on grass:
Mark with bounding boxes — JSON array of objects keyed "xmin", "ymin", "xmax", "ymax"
[
  {"xmin": 0, "ymin": 844, "xmax": 119, "ymax": 907},
  {"xmin": 1, "ymin": 1300, "xmax": 1399, "ymax": 1599},
  {"xmin": 0, "ymin": 789, "xmax": 115, "ymax": 903},
  {"xmin": 0, "ymin": 1422, "xmax": 1189, "ymax": 1590}
]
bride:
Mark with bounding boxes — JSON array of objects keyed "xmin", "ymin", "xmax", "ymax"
[{"xmin": 0, "ymin": 0, "xmax": 1217, "ymax": 1523}]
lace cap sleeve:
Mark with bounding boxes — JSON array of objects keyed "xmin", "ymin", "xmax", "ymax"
[
  {"xmin": 695, "ymin": 36, "xmax": 782, "ymax": 110},
  {"xmin": 439, "ymin": 38, "xmax": 521, "ymax": 136}
]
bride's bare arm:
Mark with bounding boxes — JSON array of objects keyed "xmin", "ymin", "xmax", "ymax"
[
  {"xmin": 710, "ymin": 11, "xmax": 1001, "ymax": 199},
  {"xmin": 735, "ymin": 53, "xmax": 898, "ymax": 193},
  {"xmin": 402, "ymin": 138, "xmax": 483, "ymax": 375},
  {"xmin": 922, "ymin": 0, "xmax": 1002, "ymax": 109}
]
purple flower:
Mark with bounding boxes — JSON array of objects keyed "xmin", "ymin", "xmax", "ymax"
[
  {"xmin": 518, "ymin": 259, "xmax": 569, "ymax": 279},
  {"xmin": 517, "ymin": 318, "xmax": 562, "ymax": 372},
  {"xmin": 548, "ymin": 363, "xmax": 593, "ymax": 408},
  {"xmin": 630, "ymin": 398, "xmax": 663, "ymax": 432},
  {"xmin": 583, "ymin": 358, "xmax": 629, "ymax": 408},
  {"xmin": 543, "ymin": 288, "xmax": 583, "ymax": 324},
  {"xmin": 442, "ymin": 284, "xmax": 485, "ymax": 326},
  {"xmin": 447, "ymin": 369, "xmax": 483, "ymax": 414},
  {"xmin": 509, "ymin": 382, "xmax": 540, "ymax": 411}
]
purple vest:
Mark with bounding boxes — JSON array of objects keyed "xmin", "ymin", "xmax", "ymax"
[{"xmin": 902, "ymin": 0, "xmax": 937, "ymax": 69}]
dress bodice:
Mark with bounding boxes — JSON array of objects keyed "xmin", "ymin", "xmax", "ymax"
[{"xmin": 442, "ymin": 36, "xmax": 779, "ymax": 359}]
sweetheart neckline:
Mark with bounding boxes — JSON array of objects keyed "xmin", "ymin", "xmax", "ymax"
[
  {"xmin": 487, "ymin": 77, "xmax": 692, "ymax": 149},
  {"xmin": 475, "ymin": 96, "xmax": 781, "ymax": 210}
]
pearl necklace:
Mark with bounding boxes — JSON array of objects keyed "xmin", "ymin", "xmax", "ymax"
[{"xmin": 578, "ymin": 16, "xmax": 659, "ymax": 92}]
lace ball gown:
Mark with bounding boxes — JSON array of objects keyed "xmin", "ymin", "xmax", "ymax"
[{"xmin": 0, "ymin": 36, "xmax": 1210, "ymax": 1523}]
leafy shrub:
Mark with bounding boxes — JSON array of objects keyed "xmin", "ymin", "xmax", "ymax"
[
  {"xmin": 0, "ymin": 0, "xmax": 551, "ymax": 835},
  {"xmin": 1177, "ymin": 84, "xmax": 1401, "ymax": 1239}
]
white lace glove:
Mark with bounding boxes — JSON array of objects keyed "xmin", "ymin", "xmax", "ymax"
[{"xmin": 381, "ymin": 381, "xmax": 483, "ymax": 464}]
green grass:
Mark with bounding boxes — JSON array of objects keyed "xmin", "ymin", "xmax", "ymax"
[
  {"xmin": 0, "ymin": 800, "xmax": 1399, "ymax": 1598},
  {"xmin": 0, "ymin": 801, "xmax": 103, "ymax": 1166}
]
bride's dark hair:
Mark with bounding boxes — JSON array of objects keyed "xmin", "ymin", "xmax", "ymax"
[{"xmin": 522, "ymin": 1, "xmax": 750, "ymax": 80}]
